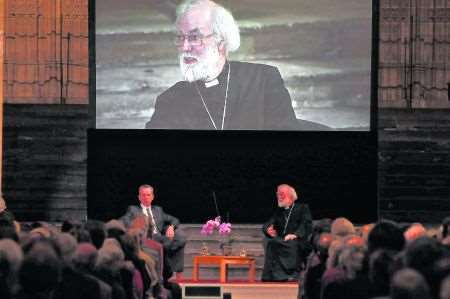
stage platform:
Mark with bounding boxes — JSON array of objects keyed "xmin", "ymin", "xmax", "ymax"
[{"xmin": 177, "ymin": 280, "xmax": 299, "ymax": 299}]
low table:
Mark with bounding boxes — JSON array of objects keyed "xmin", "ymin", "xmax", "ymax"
[{"xmin": 192, "ymin": 255, "xmax": 256, "ymax": 283}]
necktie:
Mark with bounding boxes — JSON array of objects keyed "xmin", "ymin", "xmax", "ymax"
[{"xmin": 146, "ymin": 207, "xmax": 158, "ymax": 235}]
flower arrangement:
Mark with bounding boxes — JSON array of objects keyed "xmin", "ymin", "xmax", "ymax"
[{"xmin": 201, "ymin": 216, "xmax": 233, "ymax": 255}]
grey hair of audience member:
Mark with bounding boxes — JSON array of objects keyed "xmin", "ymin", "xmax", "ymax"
[
  {"xmin": 52, "ymin": 232, "xmax": 77, "ymax": 263},
  {"xmin": 0, "ymin": 239, "xmax": 23, "ymax": 285},
  {"xmin": 19, "ymin": 241, "xmax": 62, "ymax": 294},
  {"xmin": 72, "ymin": 242, "xmax": 98, "ymax": 273},
  {"xmin": 96, "ymin": 238, "xmax": 125, "ymax": 268},
  {"xmin": 176, "ymin": 0, "xmax": 240, "ymax": 54},
  {"xmin": 331, "ymin": 217, "xmax": 356, "ymax": 238},
  {"xmin": 390, "ymin": 268, "xmax": 431, "ymax": 299}
]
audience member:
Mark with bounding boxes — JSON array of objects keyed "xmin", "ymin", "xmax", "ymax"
[
  {"xmin": 0, "ymin": 239, "xmax": 23, "ymax": 299},
  {"xmin": 390, "ymin": 268, "xmax": 431, "ymax": 299},
  {"xmin": 404, "ymin": 236, "xmax": 447, "ymax": 287},
  {"xmin": 368, "ymin": 220, "xmax": 405, "ymax": 253},
  {"xmin": 299, "ymin": 233, "xmax": 332, "ymax": 299},
  {"xmin": 52, "ymin": 233, "xmax": 106, "ymax": 299},
  {"xmin": 85, "ymin": 220, "xmax": 107, "ymax": 249},
  {"xmin": 17, "ymin": 240, "xmax": 62, "ymax": 299},
  {"xmin": 404, "ymin": 223, "xmax": 427, "ymax": 243},
  {"xmin": 368, "ymin": 249, "xmax": 396, "ymax": 298},
  {"xmin": 430, "ymin": 257, "xmax": 450, "ymax": 299},
  {"xmin": 330, "ymin": 217, "xmax": 355, "ymax": 239}
]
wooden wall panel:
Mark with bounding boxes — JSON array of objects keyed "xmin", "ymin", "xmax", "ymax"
[
  {"xmin": 2, "ymin": 104, "xmax": 88, "ymax": 221},
  {"xmin": 379, "ymin": 0, "xmax": 450, "ymax": 108},
  {"xmin": 3, "ymin": 0, "xmax": 88, "ymax": 104},
  {"xmin": 378, "ymin": 108, "xmax": 450, "ymax": 223}
]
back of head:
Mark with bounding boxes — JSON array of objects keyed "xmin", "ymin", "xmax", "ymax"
[
  {"xmin": 368, "ymin": 220, "xmax": 405, "ymax": 253},
  {"xmin": 429, "ymin": 257, "xmax": 450, "ymax": 299},
  {"xmin": 72, "ymin": 242, "xmax": 97, "ymax": 273},
  {"xmin": 85, "ymin": 220, "xmax": 106, "ymax": 249},
  {"xmin": 96, "ymin": 238, "xmax": 125, "ymax": 269},
  {"xmin": 105, "ymin": 219, "xmax": 126, "ymax": 234},
  {"xmin": 404, "ymin": 223, "xmax": 427, "ymax": 243},
  {"xmin": 176, "ymin": 0, "xmax": 240, "ymax": 54},
  {"xmin": 19, "ymin": 240, "xmax": 62, "ymax": 294},
  {"xmin": 331, "ymin": 217, "xmax": 355, "ymax": 238},
  {"xmin": 390, "ymin": 268, "xmax": 431, "ymax": 299},
  {"xmin": 52, "ymin": 232, "xmax": 77, "ymax": 262},
  {"xmin": 0, "ymin": 239, "xmax": 23, "ymax": 276},
  {"xmin": 404, "ymin": 236, "xmax": 447, "ymax": 283}
]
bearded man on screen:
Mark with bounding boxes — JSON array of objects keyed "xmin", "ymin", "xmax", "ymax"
[{"xmin": 146, "ymin": 0, "xmax": 324, "ymax": 130}]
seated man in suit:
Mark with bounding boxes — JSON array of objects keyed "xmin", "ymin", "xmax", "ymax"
[
  {"xmin": 262, "ymin": 184, "xmax": 313, "ymax": 281},
  {"xmin": 121, "ymin": 184, "xmax": 187, "ymax": 281}
]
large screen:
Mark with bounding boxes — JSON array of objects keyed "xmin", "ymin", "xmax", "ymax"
[{"xmin": 96, "ymin": 0, "xmax": 373, "ymax": 130}]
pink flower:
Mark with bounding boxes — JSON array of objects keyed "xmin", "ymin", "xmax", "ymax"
[
  {"xmin": 218, "ymin": 222, "xmax": 232, "ymax": 235},
  {"xmin": 200, "ymin": 217, "xmax": 232, "ymax": 236}
]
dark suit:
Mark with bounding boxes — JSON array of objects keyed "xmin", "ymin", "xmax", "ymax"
[
  {"xmin": 120, "ymin": 205, "xmax": 187, "ymax": 275},
  {"xmin": 262, "ymin": 202, "xmax": 312, "ymax": 281},
  {"xmin": 146, "ymin": 61, "xmax": 328, "ymax": 130}
]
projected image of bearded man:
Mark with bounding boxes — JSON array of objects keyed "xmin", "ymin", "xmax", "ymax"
[
  {"xmin": 146, "ymin": 0, "xmax": 322, "ymax": 130},
  {"xmin": 179, "ymin": 35, "xmax": 223, "ymax": 83}
]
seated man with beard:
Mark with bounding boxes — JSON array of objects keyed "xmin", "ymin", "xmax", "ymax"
[
  {"xmin": 262, "ymin": 184, "xmax": 313, "ymax": 281},
  {"xmin": 146, "ymin": 0, "xmax": 325, "ymax": 130}
]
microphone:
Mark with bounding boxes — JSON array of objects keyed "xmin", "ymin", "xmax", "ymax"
[{"xmin": 212, "ymin": 191, "xmax": 221, "ymax": 217}]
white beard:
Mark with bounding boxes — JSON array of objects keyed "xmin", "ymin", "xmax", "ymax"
[{"xmin": 179, "ymin": 45, "xmax": 222, "ymax": 82}]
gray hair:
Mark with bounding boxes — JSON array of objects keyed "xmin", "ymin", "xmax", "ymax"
[
  {"xmin": 0, "ymin": 239, "xmax": 23, "ymax": 274},
  {"xmin": 391, "ymin": 268, "xmax": 431, "ymax": 299},
  {"xmin": 176, "ymin": 0, "xmax": 240, "ymax": 54},
  {"xmin": 278, "ymin": 184, "xmax": 298, "ymax": 201}
]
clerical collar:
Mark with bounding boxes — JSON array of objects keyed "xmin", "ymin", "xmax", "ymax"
[
  {"xmin": 284, "ymin": 202, "xmax": 296, "ymax": 210},
  {"xmin": 205, "ymin": 78, "xmax": 218, "ymax": 88},
  {"xmin": 203, "ymin": 62, "xmax": 229, "ymax": 88}
]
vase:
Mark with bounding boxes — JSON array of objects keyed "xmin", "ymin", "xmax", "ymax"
[
  {"xmin": 221, "ymin": 244, "xmax": 232, "ymax": 256},
  {"xmin": 200, "ymin": 242, "xmax": 210, "ymax": 256}
]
